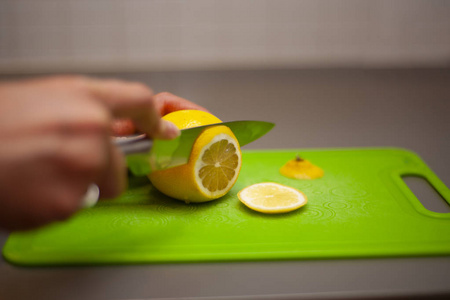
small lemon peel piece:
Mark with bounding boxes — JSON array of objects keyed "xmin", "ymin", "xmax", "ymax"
[{"xmin": 280, "ymin": 155, "xmax": 324, "ymax": 180}]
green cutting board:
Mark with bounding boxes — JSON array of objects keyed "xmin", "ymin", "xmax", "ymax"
[{"xmin": 3, "ymin": 148, "xmax": 450, "ymax": 266}]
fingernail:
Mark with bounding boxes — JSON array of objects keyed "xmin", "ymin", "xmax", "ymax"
[{"xmin": 161, "ymin": 120, "xmax": 180, "ymax": 139}]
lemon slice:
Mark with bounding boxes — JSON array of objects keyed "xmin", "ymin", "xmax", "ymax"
[
  {"xmin": 149, "ymin": 110, "xmax": 242, "ymax": 203},
  {"xmin": 238, "ymin": 182, "xmax": 307, "ymax": 214}
]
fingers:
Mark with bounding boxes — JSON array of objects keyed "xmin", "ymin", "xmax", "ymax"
[
  {"xmin": 154, "ymin": 92, "xmax": 210, "ymax": 116},
  {"xmin": 54, "ymin": 126, "xmax": 126, "ymax": 200},
  {"xmin": 109, "ymin": 92, "xmax": 210, "ymax": 136},
  {"xmin": 85, "ymin": 78, "xmax": 156, "ymax": 118},
  {"xmin": 111, "ymin": 118, "xmax": 137, "ymax": 136},
  {"xmin": 84, "ymin": 78, "xmax": 179, "ymax": 140},
  {"xmin": 96, "ymin": 142, "xmax": 127, "ymax": 199}
]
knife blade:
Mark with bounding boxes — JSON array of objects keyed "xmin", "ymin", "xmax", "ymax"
[{"xmin": 118, "ymin": 120, "xmax": 274, "ymax": 176}]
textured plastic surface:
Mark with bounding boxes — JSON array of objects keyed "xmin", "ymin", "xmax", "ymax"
[{"xmin": 3, "ymin": 148, "xmax": 450, "ymax": 266}]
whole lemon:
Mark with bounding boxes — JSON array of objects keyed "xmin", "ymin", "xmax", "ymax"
[{"xmin": 149, "ymin": 110, "xmax": 242, "ymax": 203}]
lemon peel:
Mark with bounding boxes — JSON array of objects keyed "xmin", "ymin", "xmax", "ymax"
[{"xmin": 280, "ymin": 155, "xmax": 324, "ymax": 180}]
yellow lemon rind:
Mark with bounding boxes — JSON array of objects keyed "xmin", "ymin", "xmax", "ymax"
[
  {"xmin": 163, "ymin": 110, "xmax": 222, "ymax": 129},
  {"xmin": 279, "ymin": 159, "xmax": 324, "ymax": 180}
]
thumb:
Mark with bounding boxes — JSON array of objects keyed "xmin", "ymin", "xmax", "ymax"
[{"xmin": 153, "ymin": 119, "xmax": 180, "ymax": 140}]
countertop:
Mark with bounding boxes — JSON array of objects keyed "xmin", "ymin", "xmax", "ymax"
[{"xmin": 1, "ymin": 68, "xmax": 450, "ymax": 300}]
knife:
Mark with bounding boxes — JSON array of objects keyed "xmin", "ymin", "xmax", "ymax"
[
  {"xmin": 80, "ymin": 120, "xmax": 274, "ymax": 208},
  {"xmin": 117, "ymin": 120, "xmax": 275, "ymax": 176}
]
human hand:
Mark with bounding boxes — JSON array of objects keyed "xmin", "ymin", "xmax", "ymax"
[
  {"xmin": 111, "ymin": 92, "xmax": 209, "ymax": 136},
  {"xmin": 0, "ymin": 76, "xmax": 206, "ymax": 231}
]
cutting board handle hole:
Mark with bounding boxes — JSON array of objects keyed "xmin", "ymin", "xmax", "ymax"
[{"xmin": 402, "ymin": 175, "xmax": 450, "ymax": 213}]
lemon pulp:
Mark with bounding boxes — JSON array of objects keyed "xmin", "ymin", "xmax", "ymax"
[
  {"xmin": 238, "ymin": 182, "xmax": 307, "ymax": 214},
  {"xmin": 195, "ymin": 132, "xmax": 240, "ymax": 197}
]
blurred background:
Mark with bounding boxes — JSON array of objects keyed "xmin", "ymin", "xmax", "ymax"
[
  {"xmin": 1, "ymin": 0, "xmax": 449, "ymax": 72},
  {"xmin": 0, "ymin": 0, "xmax": 449, "ymax": 182}
]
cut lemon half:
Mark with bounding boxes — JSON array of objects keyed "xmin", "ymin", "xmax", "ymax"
[
  {"xmin": 238, "ymin": 182, "xmax": 307, "ymax": 214},
  {"xmin": 149, "ymin": 110, "xmax": 242, "ymax": 203}
]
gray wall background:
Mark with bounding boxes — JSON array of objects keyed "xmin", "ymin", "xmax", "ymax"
[{"xmin": 1, "ymin": 0, "xmax": 450, "ymax": 74}]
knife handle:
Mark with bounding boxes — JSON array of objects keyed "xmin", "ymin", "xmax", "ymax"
[
  {"xmin": 114, "ymin": 136, "xmax": 153, "ymax": 155},
  {"xmin": 81, "ymin": 184, "xmax": 99, "ymax": 208},
  {"xmin": 80, "ymin": 137, "xmax": 152, "ymax": 209}
]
